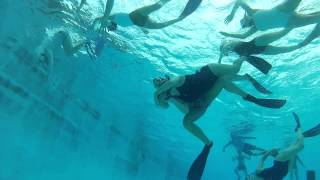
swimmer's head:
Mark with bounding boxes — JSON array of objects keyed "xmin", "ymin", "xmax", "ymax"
[
  {"xmin": 220, "ymin": 39, "xmax": 238, "ymax": 57},
  {"xmin": 153, "ymin": 75, "xmax": 170, "ymax": 88},
  {"xmin": 107, "ymin": 21, "xmax": 118, "ymax": 31},
  {"xmin": 240, "ymin": 13, "xmax": 254, "ymax": 28}
]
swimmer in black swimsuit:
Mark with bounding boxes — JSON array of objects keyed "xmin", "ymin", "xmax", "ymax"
[
  {"xmin": 153, "ymin": 57, "xmax": 286, "ymax": 146},
  {"xmin": 246, "ymin": 113, "xmax": 305, "ymax": 180},
  {"xmin": 219, "ymin": 23, "xmax": 320, "ymax": 64}
]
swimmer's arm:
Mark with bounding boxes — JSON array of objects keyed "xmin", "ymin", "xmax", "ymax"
[
  {"xmin": 103, "ymin": 0, "xmax": 114, "ymax": 17},
  {"xmin": 225, "ymin": 0, "xmax": 241, "ymax": 24},
  {"xmin": 256, "ymin": 152, "xmax": 269, "ymax": 173},
  {"xmin": 220, "ymin": 27, "xmax": 256, "ymax": 38}
]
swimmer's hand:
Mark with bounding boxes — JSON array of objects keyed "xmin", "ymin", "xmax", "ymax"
[
  {"xmin": 224, "ymin": 14, "xmax": 234, "ymax": 24},
  {"xmin": 219, "ymin": 31, "xmax": 231, "ymax": 37},
  {"xmin": 154, "ymin": 92, "xmax": 169, "ymax": 109}
]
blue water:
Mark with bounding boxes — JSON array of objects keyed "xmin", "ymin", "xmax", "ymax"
[{"xmin": 0, "ymin": 0, "xmax": 319, "ymax": 179}]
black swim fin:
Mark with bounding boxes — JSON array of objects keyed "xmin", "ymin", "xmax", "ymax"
[
  {"xmin": 292, "ymin": 112, "xmax": 301, "ymax": 132},
  {"xmin": 246, "ymin": 74, "xmax": 272, "ymax": 94},
  {"xmin": 246, "ymin": 56, "xmax": 272, "ymax": 75},
  {"xmin": 307, "ymin": 170, "xmax": 316, "ymax": 180},
  {"xmin": 187, "ymin": 143, "xmax": 212, "ymax": 180},
  {"xmin": 180, "ymin": 0, "xmax": 203, "ymax": 19},
  {"xmin": 303, "ymin": 123, "xmax": 320, "ymax": 138},
  {"xmin": 243, "ymin": 94, "xmax": 286, "ymax": 109}
]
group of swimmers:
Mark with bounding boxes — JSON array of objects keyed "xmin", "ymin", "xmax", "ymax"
[
  {"xmin": 38, "ymin": 0, "xmax": 320, "ymax": 179},
  {"xmin": 148, "ymin": 0, "xmax": 320, "ymax": 179}
]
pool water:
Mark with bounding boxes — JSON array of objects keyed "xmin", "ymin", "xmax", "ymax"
[{"xmin": 0, "ymin": 0, "xmax": 319, "ymax": 179}]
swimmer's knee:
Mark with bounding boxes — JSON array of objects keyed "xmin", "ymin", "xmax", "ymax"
[{"xmin": 183, "ymin": 117, "xmax": 195, "ymax": 130}]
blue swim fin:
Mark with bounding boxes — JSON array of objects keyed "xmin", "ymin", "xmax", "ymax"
[
  {"xmin": 180, "ymin": 0, "xmax": 203, "ymax": 19},
  {"xmin": 187, "ymin": 143, "xmax": 212, "ymax": 180},
  {"xmin": 303, "ymin": 123, "xmax": 320, "ymax": 138}
]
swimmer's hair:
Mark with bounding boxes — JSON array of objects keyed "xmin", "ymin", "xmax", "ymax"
[{"xmin": 107, "ymin": 21, "xmax": 118, "ymax": 31}]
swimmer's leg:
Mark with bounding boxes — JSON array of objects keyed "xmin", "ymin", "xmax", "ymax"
[
  {"xmin": 135, "ymin": 0, "xmax": 171, "ymax": 16},
  {"xmin": 225, "ymin": 0, "xmax": 257, "ymax": 24},
  {"xmin": 202, "ymin": 59, "xmax": 244, "ymax": 103},
  {"xmin": 263, "ymin": 24, "xmax": 320, "ymax": 55},
  {"xmin": 222, "ymin": 81, "xmax": 286, "ymax": 108},
  {"xmin": 183, "ymin": 108, "xmax": 211, "ymax": 145},
  {"xmin": 209, "ymin": 58, "xmax": 244, "ymax": 77},
  {"xmin": 235, "ymin": 168, "xmax": 241, "ymax": 180},
  {"xmin": 276, "ymin": 0, "xmax": 302, "ymax": 12},
  {"xmin": 144, "ymin": 18, "xmax": 181, "ymax": 29},
  {"xmin": 254, "ymin": 27, "xmax": 293, "ymax": 46},
  {"xmin": 290, "ymin": 12, "xmax": 320, "ymax": 28},
  {"xmin": 276, "ymin": 129, "xmax": 304, "ymax": 161}
]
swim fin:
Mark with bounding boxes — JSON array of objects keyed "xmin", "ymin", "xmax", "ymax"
[
  {"xmin": 292, "ymin": 112, "xmax": 301, "ymax": 132},
  {"xmin": 246, "ymin": 74, "xmax": 272, "ymax": 94},
  {"xmin": 246, "ymin": 56, "xmax": 272, "ymax": 75},
  {"xmin": 303, "ymin": 123, "xmax": 320, "ymax": 138},
  {"xmin": 243, "ymin": 94, "xmax": 286, "ymax": 109},
  {"xmin": 187, "ymin": 143, "xmax": 212, "ymax": 180},
  {"xmin": 307, "ymin": 170, "xmax": 316, "ymax": 180},
  {"xmin": 180, "ymin": 0, "xmax": 203, "ymax": 19}
]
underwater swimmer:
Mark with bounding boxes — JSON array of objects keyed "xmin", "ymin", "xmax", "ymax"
[
  {"xmin": 222, "ymin": 0, "xmax": 320, "ymax": 39},
  {"xmin": 246, "ymin": 113, "xmax": 305, "ymax": 180},
  {"xmin": 153, "ymin": 57, "xmax": 286, "ymax": 146},
  {"xmin": 39, "ymin": 31, "xmax": 86, "ymax": 65},
  {"xmin": 234, "ymin": 150, "xmax": 250, "ymax": 180},
  {"xmin": 220, "ymin": 23, "xmax": 320, "ymax": 63},
  {"xmin": 93, "ymin": 0, "xmax": 187, "ymax": 33},
  {"xmin": 223, "ymin": 133, "xmax": 266, "ymax": 157}
]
